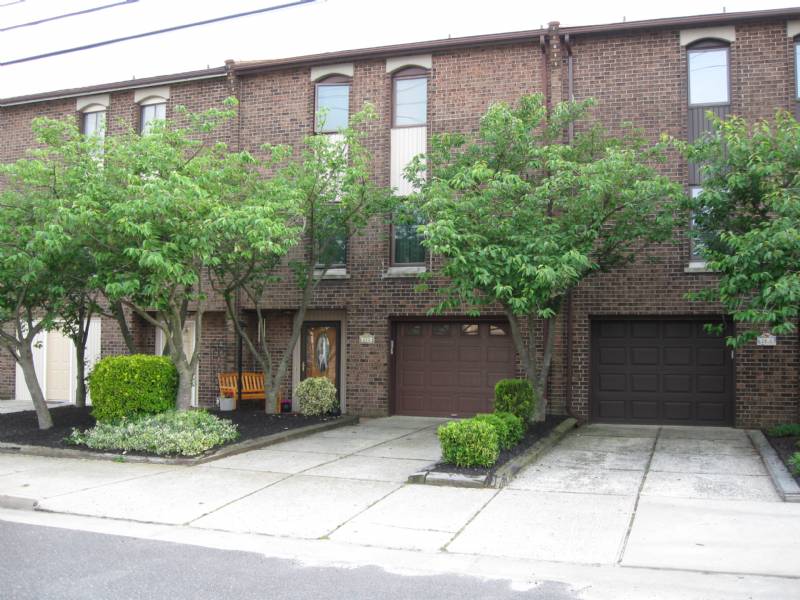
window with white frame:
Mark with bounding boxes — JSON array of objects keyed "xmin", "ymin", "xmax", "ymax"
[
  {"xmin": 82, "ymin": 109, "xmax": 106, "ymax": 139},
  {"xmin": 688, "ymin": 42, "xmax": 730, "ymax": 106},
  {"xmin": 140, "ymin": 102, "xmax": 166, "ymax": 134},
  {"xmin": 315, "ymin": 75, "xmax": 350, "ymax": 133}
]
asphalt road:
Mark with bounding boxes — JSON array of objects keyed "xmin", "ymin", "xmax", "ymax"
[{"xmin": 0, "ymin": 520, "xmax": 576, "ymax": 600}]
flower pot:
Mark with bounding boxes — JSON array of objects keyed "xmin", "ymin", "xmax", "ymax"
[{"xmin": 218, "ymin": 396, "xmax": 235, "ymax": 412}]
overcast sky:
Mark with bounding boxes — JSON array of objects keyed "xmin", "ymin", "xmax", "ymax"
[{"xmin": 1, "ymin": 0, "xmax": 797, "ymax": 98}]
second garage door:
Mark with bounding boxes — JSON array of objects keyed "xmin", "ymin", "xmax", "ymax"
[
  {"xmin": 394, "ymin": 321, "xmax": 516, "ymax": 417},
  {"xmin": 591, "ymin": 318, "xmax": 734, "ymax": 425}
]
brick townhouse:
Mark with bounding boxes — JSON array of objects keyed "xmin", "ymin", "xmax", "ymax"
[{"xmin": 1, "ymin": 8, "xmax": 798, "ymax": 427}]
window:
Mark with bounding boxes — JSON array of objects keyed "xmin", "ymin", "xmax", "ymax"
[
  {"xmin": 392, "ymin": 219, "xmax": 425, "ymax": 265},
  {"xmin": 393, "ymin": 67, "xmax": 428, "ymax": 127},
  {"xmin": 432, "ymin": 323, "xmax": 451, "ymax": 336},
  {"xmin": 82, "ymin": 110, "xmax": 106, "ymax": 139},
  {"xmin": 140, "ymin": 102, "xmax": 166, "ymax": 134},
  {"xmin": 688, "ymin": 43, "xmax": 729, "ymax": 106},
  {"xmin": 795, "ymin": 37, "xmax": 800, "ymax": 100},
  {"xmin": 689, "ymin": 186, "xmax": 714, "ymax": 261},
  {"xmin": 315, "ymin": 76, "xmax": 350, "ymax": 133},
  {"xmin": 489, "ymin": 325, "xmax": 508, "ymax": 336},
  {"xmin": 317, "ymin": 234, "xmax": 347, "ymax": 269},
  {"xmin": 461, "ymin": 324, "xmax": 479, "ymax": 336}
]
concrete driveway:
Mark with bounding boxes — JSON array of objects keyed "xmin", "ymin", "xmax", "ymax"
[{"xmin": 2, "ymin": 417, "xmax": 799, "ymax": 598}]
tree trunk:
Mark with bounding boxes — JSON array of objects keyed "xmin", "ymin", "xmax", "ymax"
[
  {"xmin": 18, "ymin": 345, "xmax": 53, "ymax": 430},
  {"xmin": 74, "ymin": 340, "xmax": 87, "ymax": 408},
  {"xmin": 174, "ymin": 361, "xmax": 194, "ymax": 411},
  {"xmin": 111, "ymin": 300, "xmax": 136, "ymax": 354}
]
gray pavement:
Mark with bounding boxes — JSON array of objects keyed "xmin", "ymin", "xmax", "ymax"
[
  {"xmin": 1, "ymin": 417, "xmax": 799, "ymax": 599},
  {"xmin": 0, "ymin": 520, "xmax": 573, "ymax": 600}
]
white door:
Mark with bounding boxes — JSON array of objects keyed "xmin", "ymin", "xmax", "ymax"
[
  {"xmin": 83, "ymin": 317, "xmax": 102, "ymax": 405},
  {"xmin": 155, "ymin": 320, "xmax": 198, "ymax": 407}
]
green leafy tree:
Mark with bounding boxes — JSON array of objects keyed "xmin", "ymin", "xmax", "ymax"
[
  {"xmin": 408, "ymin": 94, "xmax": 684, "ymax": 420},
  {"xmin": 210, "ymin": 105, "xmax": 394, "ymax": 412},
  {"xmin": 0, "ymin": 118, "xmax": 106, "ymax": 427},
  {"xmin": 77, "ymin": 100, "xmax": 288, "ymax": 410},
  {"xmin": 685, "ymin": 111, "xmax": 800, "ymax": 346}
]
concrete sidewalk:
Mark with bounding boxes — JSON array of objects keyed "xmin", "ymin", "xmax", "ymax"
[{"xmin": 1, "ymin": 418, "xmax": 799, "ymax": 599}]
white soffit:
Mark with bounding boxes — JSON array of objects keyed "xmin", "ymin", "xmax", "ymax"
[
  {"xmin": 386, "ymin": 54, "xmax": 432, "ymax": 73},
  {"xmin": 787, "ymin": 20, "xmax": 800, "ymax": 38},
  {"xmin": 134, "ymin": 85, "xmax": 171, "ymax": 105},
  {"xmin": 310, "ymin": 63, "xmax": 354, "ymax": 81},
  {"xmin": 680, "ymin": 26, "xmax": 735, "ymax": 46},
  {"xmin": 76, "ymin": 94, "xmax": 110, "ymax": 112}
]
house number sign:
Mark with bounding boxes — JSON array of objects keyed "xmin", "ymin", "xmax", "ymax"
[
  {"xmin": 359, "ymin": 333, "xmax": 375, "ymax": 345},
  {"xmin": 756, "ymin": 333, "xmax": 777, "ymax": 347}
]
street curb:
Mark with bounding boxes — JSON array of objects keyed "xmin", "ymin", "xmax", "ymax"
[
  {"xmin": 747, "ymin": 429, "xmax": 800, "ymax": 503},
  {"xmin": 0, "ymin": 415, "xmax": 359, "ymax": 466},
  {"xmin": 0, "ymin": 495, "xmax": 38, "ymax": 511},
  {"xmin": 408, "ymin": 417, "xmax": 577, "ymax": 488}
]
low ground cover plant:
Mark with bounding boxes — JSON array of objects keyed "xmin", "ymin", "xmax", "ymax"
[
  {"xmin": 296, "ymin": 377, "xmax": 339, "ymax": 416},
  {"xmin": 494, "ymin": 379, "xmax": 536, "ymax": 423},
  {"xmin": 89, "ymin": 355, "xmax": 178, "ymax": 422},
  {"xmin": 766, "ymin": 423, "xmax": 800, "ymax": 438},
  {"xmin": 68, "ymin": 410, "xmax": 239, "ymax": 457},
  {"xmin": 789, "ymin": 453, "xmax": 800, "ymax": 474}
]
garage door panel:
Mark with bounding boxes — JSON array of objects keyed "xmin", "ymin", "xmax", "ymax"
[
  {"xmin": 631, "ymin": 347, "xmax": 659, "ymax": 365},
  {"xmin": 395, "ymin": 321, "xmax": 515, "ymax": 417},
  {"xmin": 600, "ymin": 347, "xmax": 626, "ymax": 365},
  {"xmin": 591, "ymin": 318, "xmax": 733, "ymax": 426},
  {"xmin": 631, "ymin": 373, "xmax": 658, "ymax": 392},
  {"xmin": 631, "ymin": 401, "xmax": 660, "ymax": 419}
]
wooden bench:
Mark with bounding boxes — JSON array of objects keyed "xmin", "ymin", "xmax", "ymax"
[{"xmin": 218, "ymin": 371, "xmax": 265, "ymax": 404}]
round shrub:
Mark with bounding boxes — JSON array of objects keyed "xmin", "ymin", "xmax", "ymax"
[
  {"xmin": 493, "ymin": 411, "xmax": 524, "ymax": 446},
  {"xmin": 89, "ymin": 354, "xmax": 178, "ymax": 423},
  {"xmin": 474, "ymin": 413, "xmax": 513, "ymax": 450},
  {"xmin": 438, "ymin": 419, "xmax": 499, "ymax": 467},
  {"xmin": 494, "ymin": 378, "xmax": 537, "ymax": 424},
  {"xmin": 296, "ymin": 377, "xmax": 339, "ymax": 416}
]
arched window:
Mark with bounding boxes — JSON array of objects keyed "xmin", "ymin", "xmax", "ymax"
[
  {"xmin": 314, "ymin": 75, "xmax": 351, "ymax": 133},
  {"xmin": 392, "ymin": 66, "xmax": 428, "ymax": 128},
  {"xmin": 687, "ymin": 39, "xmax": 730, "ymax": 106}
]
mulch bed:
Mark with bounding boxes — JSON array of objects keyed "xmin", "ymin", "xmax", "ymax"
[
  {"xmin": 431, "ymin": 415, "xmax": 563, "ymax": 478},
  {"xmin": 763, "ymin": 432, "xmax": 800, "ymax": 485},
  {"xmin": 0, "ymin": 404, "xmax": 339, "ymax": 455}
]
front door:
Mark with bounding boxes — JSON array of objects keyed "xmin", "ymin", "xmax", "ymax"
[{"xmin": 301, "ymin": 321, "xmax": 341, "ymax": 406}]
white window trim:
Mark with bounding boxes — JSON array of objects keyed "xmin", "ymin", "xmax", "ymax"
[
  {"xmin": 680, "ymin": 26, "xmax": 735, "ymax": 46},
  {"xmin": 383, "ymin": 265, "xmax": 426, "ymax": 278},
  {"xmin": 310, "ymin": 63, "xmax": 354, "ymax": 82},
  {"xmin": 76, "ymin": 94, "xmax": 110, "ymax": 112},
  {"xmin": 386, "ymin": 54, "xmax": 432, "ymax": 73},
  {"xmin": 134, "ymin": 86, "xmax": 170, "ymax": 105}
]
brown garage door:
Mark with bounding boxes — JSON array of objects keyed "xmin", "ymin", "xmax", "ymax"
[
  {"xmin": 394, "ymin": 321, "xmax": 516, "ymax": 417},
  {"xmin": 591, "ymin": 318, "xmax": 734, "ymax": 425}
]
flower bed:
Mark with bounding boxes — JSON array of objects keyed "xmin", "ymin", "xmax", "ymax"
[{"xmin": 763, "ymin": 423, "xmax": 800, "ymax": 485}]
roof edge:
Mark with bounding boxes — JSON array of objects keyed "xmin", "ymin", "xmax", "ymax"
[{"xmin": 0, "ymin": 66, "xmax": 228, "ymax": 107}]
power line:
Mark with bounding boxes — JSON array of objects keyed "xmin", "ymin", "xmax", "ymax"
[
  {"xmin": 1, "ymin": 0, "xmax": 317, "ymax": 66},
  {"xmin": 1, "ymin": 0, "xmax": 139, "ymax": 32}
]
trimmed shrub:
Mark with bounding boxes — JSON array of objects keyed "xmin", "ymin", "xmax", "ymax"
[
  {"xmin": 494, "ymin": 378, "xmax": 536, "ymax": 424},
  {"xmin": 296, "ymin": 377, "xmax": 339, "ymax": 416},
  {"xmin": 89, "ymin": 354, "xmax": 178, "ymax": 423},
  {"xmin": 474, "ymin": 413, "xmax": 513, "ymax": 450},
  {"xmin": 790, "ymin": 452, "xmax": 800, "ymax": 475},
  {"xmin": 68, "ymin": 410, "xmax": 239, "ymax": 457},
  {"xmin": 438, "ymin": 419, "xmax": 499, "ymax": 467},
  {"xmin": 494, "ymin": 411, "xmax": 524, "ymax": 446},
  {"xmin": 766, "ymin": 423, "xmax": 800, "ymax": 438}
]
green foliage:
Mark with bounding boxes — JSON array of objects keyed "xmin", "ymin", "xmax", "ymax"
[
  {"xmin": 407, "ymin": 94, "xmax": 684, "ymax": 415},
  {"xmin": 766, "ymin": 423, "xmax": 800, "ymax": 438},
  {"xmin": 789, "ymin": 452, "xmax": 800, "ymax": 475},
  {"xmin": 68, "ymin": 410, "xmax": 239, "ymax": 457},
  {"xmin": 473, "ymin": 413, "xmax": 513, "ymax": 450},
  {"xmin": 494, "ymin": 379, "xmax": 536, "ymax": 423},
  {"xmin": 89, "ymin": 354, "xmax": 178, "ymax": 422},
  {"xmin": 295, "ymin": 377, "xmax": 339, "ymax": 416},
  {"xmin": 493, "ymin": 411, "xmax": 525, "ymax": 446},
  {"xmin": 438, "ymin": 419, "xmax": 500, "ymax": 467},
  {"xmin": 684, "ymin": 111, "xmax": 800, "ymax": 346}
]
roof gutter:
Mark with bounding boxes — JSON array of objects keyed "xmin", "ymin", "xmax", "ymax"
[{"xmin": 0, "ymin": 66, "xmax": 228, "ymax": 107}]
